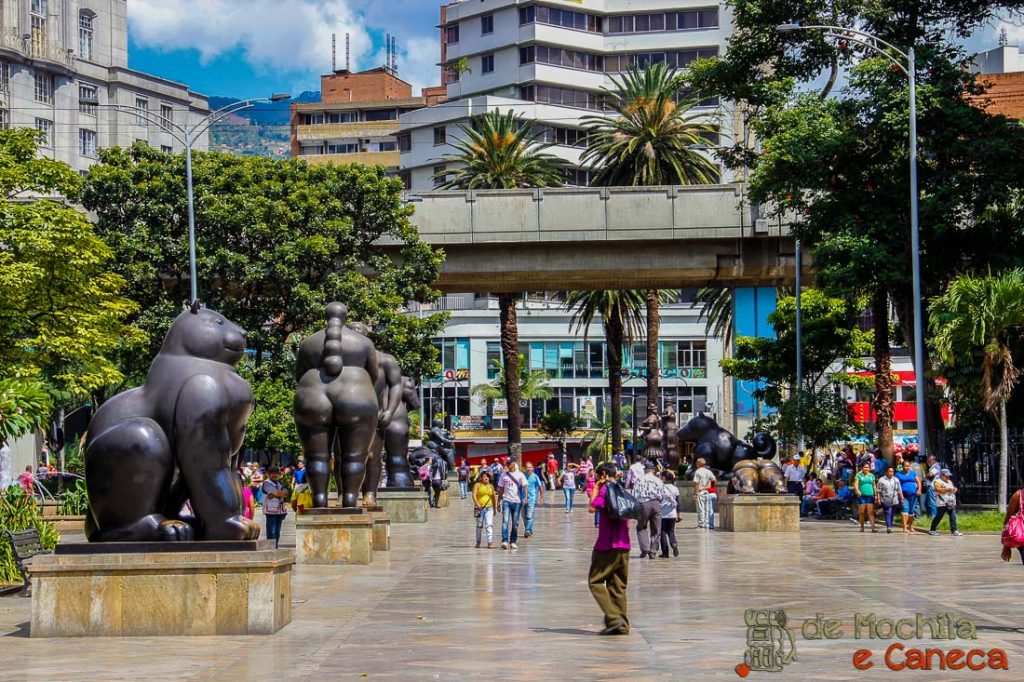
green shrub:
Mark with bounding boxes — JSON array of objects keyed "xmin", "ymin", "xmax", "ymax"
[
  {"xmin": 57, "ymin": 479, "xmax": 90, "ymax": 517},
  {"xmin": 0, "ymin": 487, "xmax": 59, "ymax": 584}
]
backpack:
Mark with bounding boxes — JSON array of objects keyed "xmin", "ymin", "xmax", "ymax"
[
  {"xmin": 1001, "ymin": 490, "xmax": 1024, "ymax": 549},
  {"xmin": 605, "ymin": 481, "xmax": 640, "ymax": 520}
]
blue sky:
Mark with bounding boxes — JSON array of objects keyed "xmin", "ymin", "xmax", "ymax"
[
  {"xmin": 127, "ymin": 0, "xmax": 443, "ymax": 99},
  {"xmin": 126, "ymin": 1, "xmax": 1013, "ymax": 100}
]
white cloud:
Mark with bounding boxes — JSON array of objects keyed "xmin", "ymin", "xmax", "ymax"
[{"xmin": 128, "ymin": 0, "xmax": 373, "ymax": 75}]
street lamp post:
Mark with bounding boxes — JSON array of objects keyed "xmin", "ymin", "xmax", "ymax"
[
  {"xmin": 777, "ymin": 23, "xmax": 927, "ymax": 460},
  {"xmin": 84, "ymin": 94, "xmax": 292, "ymax": 304}
]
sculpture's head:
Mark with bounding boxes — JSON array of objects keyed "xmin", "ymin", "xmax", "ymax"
[
  {"xmin": 678, "ymin": 412, "xmax": 718, "ymax": 442},
  {"xmin": 752, "ymin": 432, "xmax": 777, "ymax": 460},
  {"xmin": 163, "ymin": 302, "xmax": 247, "ymax": 366},
  {"xmin": 348, "ymin": 320, "xmax": 370, "ymax": 336},
  {"xmin": 432, "ymin": 418, "xmax": 444, "ymax": 430},
  {"xmin": 402, "ymin": 377, "xmax": 420, "ymax": 409}
]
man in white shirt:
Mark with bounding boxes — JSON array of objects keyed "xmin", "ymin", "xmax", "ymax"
[
  {"xmin": 692, "ymin": 458, "xmax": 717, "ymax": 530},
  {"xmin": 783, "ymin": 455, "xmax": 805, "ymax": 498},
  {"xmin": 632, "ymin": 461, "xmax": 667, "ymax": 558},
  {"xmin": 497, "ymin": 461, "xmax": 529, "ymax": 550},
  {"xmin": 625, "ymin": 458, "xmax": 645, "ymax": 490}
]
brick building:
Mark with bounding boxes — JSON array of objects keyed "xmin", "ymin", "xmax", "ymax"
[{"xmin": 970, "ymin": 44, "xmax": 1024, "ymax": 119}]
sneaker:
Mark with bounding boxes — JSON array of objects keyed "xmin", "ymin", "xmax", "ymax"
[
  {"xmin": 928, "ymin": 530, "xmax": 939, "ymax": 536},
  {"xmin": 673, "ymin": 546, "xmax": 679, "ymax": 557},
  {"xmin": 952, "ymin": 531, "xmax": 964, "ymax": 536},
  {"xmin": 647, "ymin": 552, "xmax": 656, "ymax": 560},
  {"xmin": 524, "ymin": 532, "xmax": 532, "ymax": 538},
  {"xmin": 475, "ymin": 542, "xmax": 481, "ymax": 548},
  {"xmin": 886, "ymin": 528, "xmax": 892, "ymax": 534},
  {"xmin": 599, "ymin": 619, "xmax": 626, "ymax": 636},
  {"xmin": 501, "ymin": 542, "xmax": 509, "ymax": 550},
  {"xmin": 510, "ymin": 542, "xmax": 518, "ymax": 550},
  {"xmin": 565, "ymin": 509, "xmax": 570, "ymax": 514}
]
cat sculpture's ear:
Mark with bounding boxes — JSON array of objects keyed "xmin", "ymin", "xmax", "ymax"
[{"xmin": 189, "ymin": 299, "xmax": 202, "ymax": 314}]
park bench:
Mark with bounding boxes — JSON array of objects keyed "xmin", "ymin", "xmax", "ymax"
[{"xmin": 3, "ymin": 528, "xmax": 52, "ymax": 596}]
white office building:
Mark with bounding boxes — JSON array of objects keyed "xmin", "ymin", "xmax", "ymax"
[
  {"xmin": 399, "ymin": 0, "xmax": 734, "ymax": 190},
  {"xmin": 0, "ymin": 0, "xmax": 208, "ymax": 173}
]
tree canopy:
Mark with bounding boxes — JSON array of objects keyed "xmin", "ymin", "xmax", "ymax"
[{"xmin": 81, "ymin": 144, "xmax": 447, "ymax": 384}]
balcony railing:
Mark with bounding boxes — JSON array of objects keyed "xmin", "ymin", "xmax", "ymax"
[
  {"xmin": 0, "ymin": 29, "xmax": 75, "ymax": 68},
  {"xmin": 301, "ymin": 151, "xmax": 400, "ymax": 167},
  {"xmin": 295, "ymin": 121, "xmax": 399, "ymax": 141}
]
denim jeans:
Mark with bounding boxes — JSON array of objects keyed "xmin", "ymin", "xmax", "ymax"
[
  {"xmin": 707, "ymin": 493, "xmax": 717, "ymax": 528},
  {"xmin": 924, "ymin": 486, "xmax": 938, "ymax": 517},
  {"xmin": 564, "ymin": 487, "xmax": 576, "ymax": 511},
  {"xmin": 476, "ymin": 507, "xmax": 494, "ymax": 545},
  {"xmin": 930, "ymin": 505, "xmax": 958, "ymax": 533},
  {"xmin": 265, "ymin": 513, "xmax": 284, "ymax": 548},
  {"xmin": 523, "ymin": 500, "xmax": 537, "ymax": 534},
  {"xmin": 501, "ymin": 500, "xmax": 522, "ymax": 543},
  {"xmin": 459, "ymin": 479, "xmax": 468, "ymax": 498}
]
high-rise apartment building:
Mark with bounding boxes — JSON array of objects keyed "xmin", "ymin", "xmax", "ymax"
[
  {"xmin": 290, "ymin": 65, "xmax": 445, "ymax": 174},
  {"xmin": 0, "ymin": 0, "xmax": 208, "ymax": 171},
  {"xmin": 399, "ymin": 0, "xmax": 734, "ymax": 190}
]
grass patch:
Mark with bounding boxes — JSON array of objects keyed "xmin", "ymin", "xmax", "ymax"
[{"xmin": 914, "ymin": 510, "xmax": 1006, "ymax": 533}]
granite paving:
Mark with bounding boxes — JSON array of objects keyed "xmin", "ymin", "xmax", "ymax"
[{"xmin": 2, "ymin": 498, "xmax": 1023, "ymax": 681}]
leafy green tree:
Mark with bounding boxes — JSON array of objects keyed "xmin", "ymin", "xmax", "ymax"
[
  {"xmin": 433, "ymin": 110, "xmax": 568, "ymax": 189},
  {"xmin": 930, "ymin": 269, "xmax": 1024, "ymax": 511},
  {"xmin": 0, "ymin": 129, "xmax": 139, "ymax": 441},
  {"xmin": 722, "ymin": 290, "xmax": 871, "ymax": 449},
  {"xmin": 565, "ymin": 290, "xmax": 646, "ymax": 455},
  {"xmin": 472, "ymin": 353, "xmax": 552, "ymax": 462},
  {"xmin": 81, "ymin": 144, "xmax": 446, "ymax": 385},
  {"xmin": 538, "ymin": 409, "xmax": 583, "ymax": 462},
  {"xmin": 240, "ymin": 361, "xmax": 301, "ymax": 463},
  {"xmin": 583, "ymin": 406, "xmax": 633, "ymax": 462},
  {"xmin": 582, "ymin": 63, "xmax": 720, "ymax": 187},
  {"xmin": 689, "ymin": 0, "xmax": 1024, "ymax": 442}
]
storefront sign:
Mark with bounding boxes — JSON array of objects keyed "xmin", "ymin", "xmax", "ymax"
[{"xmin": 577, "ymin": 396, "xmax": 598, "ymax": 421}]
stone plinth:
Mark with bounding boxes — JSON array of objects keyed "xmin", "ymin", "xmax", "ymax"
[
  {"xmin": 437, "ymin": 488, "xmax": 449, "ymax": 508},
  {"xmin": 376, "ymin": 490, "xmax": 428, "ymax": 523},
  {"xmin": 295, "ymin": 512, "xmax": 373, "ymax": 565},
  {"xmin": 30, "ymin": 547, "xmax": 293, "ymax": 637},
  {"xmin": 368, "ymin": 510, "xmax": 391, "ymax": 551},
  {"xmin": 719, "ymin": 494, "xmax": 800, "ymax": 532},
  {"xmin": 678, "ymin": 481, "xmax": 697, "ymax": 514}
]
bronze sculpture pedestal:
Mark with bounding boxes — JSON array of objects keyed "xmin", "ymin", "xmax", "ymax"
[
  {"xmin": 376, "ymin": 489, "xmax": 428, "ymax": 523},
  {"xmin": 718, "ymin": 495, "xmax": 800, "ymax": 532},
  {"xmin": 294, "ymin": 509, "xmax": 374, "ymax": 565}
]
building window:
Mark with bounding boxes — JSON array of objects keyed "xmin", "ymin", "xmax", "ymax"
[
  {"xmin": 481, "ymin": 53, "xmax": 494, "ymax": 74},
  {"xmin": 0, "ymin": 109, "xmax": 9, "ymax": 131},
  {"xmin": 660, "ymin": 341, "xmax": 707, "ymax": 377},
  {"xmin": 35, "ymin": 117, "xmax": 53, "ymax": 148},
  {"xmin": 397, "ymin": 133, "xmax": 411, "ymax": 153},
  {"xmin": 526, "ymin": 6, "xmax": 603, "ymax": 32},
  {"xmin": 606, "ymin": 9, "xmax": 719, "ymax": 34},
  {"xmin": 444, "ymin": 24, "xmax": 460, "ymax": 44},
  {"xmin": 79, "ymin": 128, "xmax": 97, "ymax": 157},
  {"xmin": 519, "ymin": 7, "xmax": 535, "ymax": 25},
  {"xmin": 134, "ymin": 98, "xmax": 148, "ymax": 125},
  {"xmin": 79, "ymin": 11, "xmax": 94, "ymax": 61},
  {"xmin": 431, "ymin": 338, "xmax": 470, "ymax": 374},
  {"xmin": 519, "ymin": 46, "xmax": 535, "ymax": 65},
  {"xmin": 160, "ymin": 145, "xmax": 173, "ymax": 154},
  {"xmin": 432, "ymin": 164, "xmax": 448, "ymax": 187},
  {"xmin": 433, "ymin": 126, "xmax": 446, "ymax": 145},
  {"xmin": 519, "ymin": 84, "xmax": 605, "ymax": 111},
  {"xmin": 536, "ymin": 125, "xmax": 588, "ymax": 149},
  {"xmin": 30, "ymin": 0, "xmax": 46, "ymax": 58},
  {"xmin": 481, "ymin": 14, "xmax": 493, "ymax": 35},
  {"xmin": 301, "ymin": 113, "xmax": 325, "ymax": 125},
  {"xmin": 0, "ymin": 61, "xmax": 9, "ymax": 93},
  {"xmin": 364, "ymin": 108, "xmax": 397, "ymax": 121},
  {"xmin": 79, "ymin": 83, "xmax": 97, "ymax": 114},
  {"xmin": 529, "ymin": 45, "xmax": 604, "ymax": 72},
  {"xmin": 34, "ymin": 73, "xmax": 54, "ymax": 104},
  {"xmin": 326, "ymin": 143, "xmax": 359, "ymax": 154},
  {"xmin": 376, "ymin": 141, "xmax": 397, "ymax": 152},
  {"xmin": 160, "ymin": 104, "xmax": 174, "ymax": 126},
  {"xmin": 486, "ymin": 342, "xmax": 501, "ymax": 379},
  {"xmin": 326, "ymin": 111, "xmax": 358, "ymax": 123}
]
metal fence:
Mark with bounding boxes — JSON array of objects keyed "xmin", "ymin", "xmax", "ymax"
[{"xmin": 931, "ymin": 429, "xmax": 1024, "ymax": 506}]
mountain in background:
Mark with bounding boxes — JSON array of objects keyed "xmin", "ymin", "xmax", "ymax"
[{"xmin": 207, "ymin": 91, "xmax": 321, "ymax": 158}]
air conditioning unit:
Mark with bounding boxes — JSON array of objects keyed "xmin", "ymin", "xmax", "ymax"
[{"xmin": 754, "ymin": 218, "xmax": 769, "ymax": 233}]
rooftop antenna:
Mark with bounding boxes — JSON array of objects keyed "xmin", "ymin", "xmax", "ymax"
[
  {"xmin": 392, "ymin": 35, "xmax": 398, "ymax": 73},
  {"xmin": 345, "ymin": 32, "xmax": 351, "ymax": 72},
  {"xmin": 385, "ymin": 32, "xmax": 391, "ymax": 70},
  {"xmin": 999, "ymin": 26, "xmax": 1009, "ymax": 46},
  {"xmin": 332, "ymin": 33, "xmax": 337, "ymax": 72}
]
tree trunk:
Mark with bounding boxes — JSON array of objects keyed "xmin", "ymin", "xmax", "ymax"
[
  {"xmin": 646, "ymin": 289, "xmax": 660, "ymax": 412},
  {"xmin": 607, "ymin": 318, "xmax": 624, "ymax": 458},
  {"xmin": 499, "ymin": 294, "xmax": 522, "ymax": 463},
  {"xmin": 999, "ymin": 398, "xmax": 1009, "ymax": 513},
  {"xmin": 872, "ymin": 290, "xmax": 895, "ymax": 465}
]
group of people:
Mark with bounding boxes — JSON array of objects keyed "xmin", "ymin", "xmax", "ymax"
[
  {"xmin": 234, "ymin": 459, "xmax": 310, "ymax": 548},
  {"xmin": 470, "ymin": 460, "xmax": 545, "ymax": 549},
  {"xmin": 783, "ymin": 448, "xmax": 964, "ymax": 536}
]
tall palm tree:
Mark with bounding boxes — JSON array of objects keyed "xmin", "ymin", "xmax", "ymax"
[
  {"xmin": 582, "ymin": 63, "xmax": 720, "ymax": 187},
  {"xmin": 644, "ymin": 289, "xmax": 678, "ymax": 411},
  {"xmin": 565, "ymin": 290, "xmax": 646, "ymax": 456},
  {"xmin": 930, "ymin": 269, "xmax": 1024, "ymax": 512},
  {"xmin": 432, "ymin": 109, "xmax": 568, "ymax": 189},
  {"xmin": 471, "ymin": 352, "xmax": 553, "ymax": 461},
  {"xmin": 696, "ymin": 287, "xmax": 734, "ymax": 346}
]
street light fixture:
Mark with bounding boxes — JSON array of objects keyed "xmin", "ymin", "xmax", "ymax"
[
  {"xmin": 776, "ymin": 22, "xmax": 927, "ymax": 461},
  {"xmin": 82, "ymin": 93, "xmax": 292, "ymax": 304}
]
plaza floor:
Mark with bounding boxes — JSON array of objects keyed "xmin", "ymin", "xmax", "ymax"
[{"xmin": 2, "ymin": 498, "xmax": 1023, "ymax": 681}]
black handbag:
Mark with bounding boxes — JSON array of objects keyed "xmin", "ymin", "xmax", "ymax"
[{"xmin": 605, "ymin": 481, "xmax": 640, "ymax": 520}]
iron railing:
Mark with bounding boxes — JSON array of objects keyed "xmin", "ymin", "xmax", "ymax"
[{"xmin": 931, "ymin": 429, "xmax": 1024, "ymax": 505}]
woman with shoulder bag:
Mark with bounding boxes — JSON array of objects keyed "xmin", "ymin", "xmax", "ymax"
[
  {"xmin": 876, "ymin": 466, "xmax": 904, "ymax": 534},
  {"xmin": 1001, "ymin": 489, "xmax": 1024, "ymax": 565},
  {"xmin": 929, "ymin": 469, "xmax": 963, "ymax": 536}
]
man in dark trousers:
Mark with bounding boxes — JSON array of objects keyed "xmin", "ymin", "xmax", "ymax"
[
  {"xmin": 631, "ymin": 460, "xmax": 666, "ymax": 559},
  {"xmin": 588, "ymin": 464, "xmax": 630, "ymax": 635}
]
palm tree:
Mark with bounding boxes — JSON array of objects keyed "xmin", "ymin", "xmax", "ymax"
[
  {"xmin": 565, "ymin": 290, "xmax": 646, "ymax": 456},
  {"xmin": 582, "ymin": 63, "xmax": 720, "ymax": 187},
  {"xmin": 472, "ymin": 353, "xmax": 553, "ymax": 461},
  {"xmin": 929, "ymin": 269, "xmax": 1024, "ymax": 512},
  {"xmin": 696, "ymin": 286, "xmax": 733, "ymax": 346},
  {"xmin": 583, "ymin": 406, "xmax": 633, "ymax": 462},
  {"xmin": 644, "ymin": 289, "xmax": 678, "ymax": 411},
  {"xmin": 432, "ymin": 109, "xmax": 568, "ymax": 189}
]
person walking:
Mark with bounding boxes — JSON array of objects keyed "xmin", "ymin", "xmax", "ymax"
[
  {"xmin": 457, "ymin": 458, "xmax": 471, "ymax": 500},
  {"xmin": 419, "ymin": 460, "xmax": 433, "ymax": 506},
  {"xmin": 853, "ymin": 462, "xmax": 877, "ymax": 533},
  {"xmin": 659, "ymin": 470, "xmax": 681, "ymax": 557},
  {"xmin": 588, "ymin": 463, "xmax": 630, "ymax": 635},
  {"xmin": 876, "ymin": 466, "xmax": 904, "ymax": 534},
  {"xmin": 929, "ymin": 469, "xmax": 964, "ymax": 536},
  {"xmin": 784, "ymin": 454, "xmax": 805, "ymax": 498},
  {"xmin": 895, "ymin": 458, "xmax": 922, "ymax": 532},
  {"xmin": 706, "ymin": 477, "xmax": 718, "ymax": 530},
  {"xmin": 497, "ymin": 461, "xmax": 528, "ymax": 550},
  {"xmin": 545, "ymin": 453, "xmax": 559, "ymax": 491},
  {"xmin": 261, "ymin": 466, "xmax": 289, "ymax": 548},
  {"xmin": 632, "ymin": 460, "xmax": 666, "ymax": 559},
  {"xmin": 585, "ymin": 468, "xmax": 599, "ymax": 526},
  {"xmin": 1000, "ymin": 489, "xmax": 1024, "ymax": 565},
  {"xmin": 250, "ymin": 463, "xmax": 264, "ymax": 507},
  {"xmin": 923, "ymin": 455, "xmax": 941, "ymax": 518},
  {"xmin": 692, "ymin": 458, "xmax": 716, "ymax": 530},
  {"xmin": 292, "ymin": 457, "xmax": 307, "ymax": 484},
  {"xmin": 239, "ymin": 472, "xmax": 255, "ymax": 520},
  {"xmin": 473, "ymin": 471, "xmax": 498, "ymax": 549},
  {"xmin": 562, "ymin": 463, "xmax": 579, "ymax": 513},
  {"xmin": 522, "ymin": 461, "xmax": 544, "ymax": 538}
]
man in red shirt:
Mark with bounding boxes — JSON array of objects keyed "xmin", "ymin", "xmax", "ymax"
[
  {"xmin": 545, "ymin": 453, "xmax": 558, "ymax": 490},
  {"xmin": 588, "ymin": 463, "xmax": 631, "ymax": 635}
]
